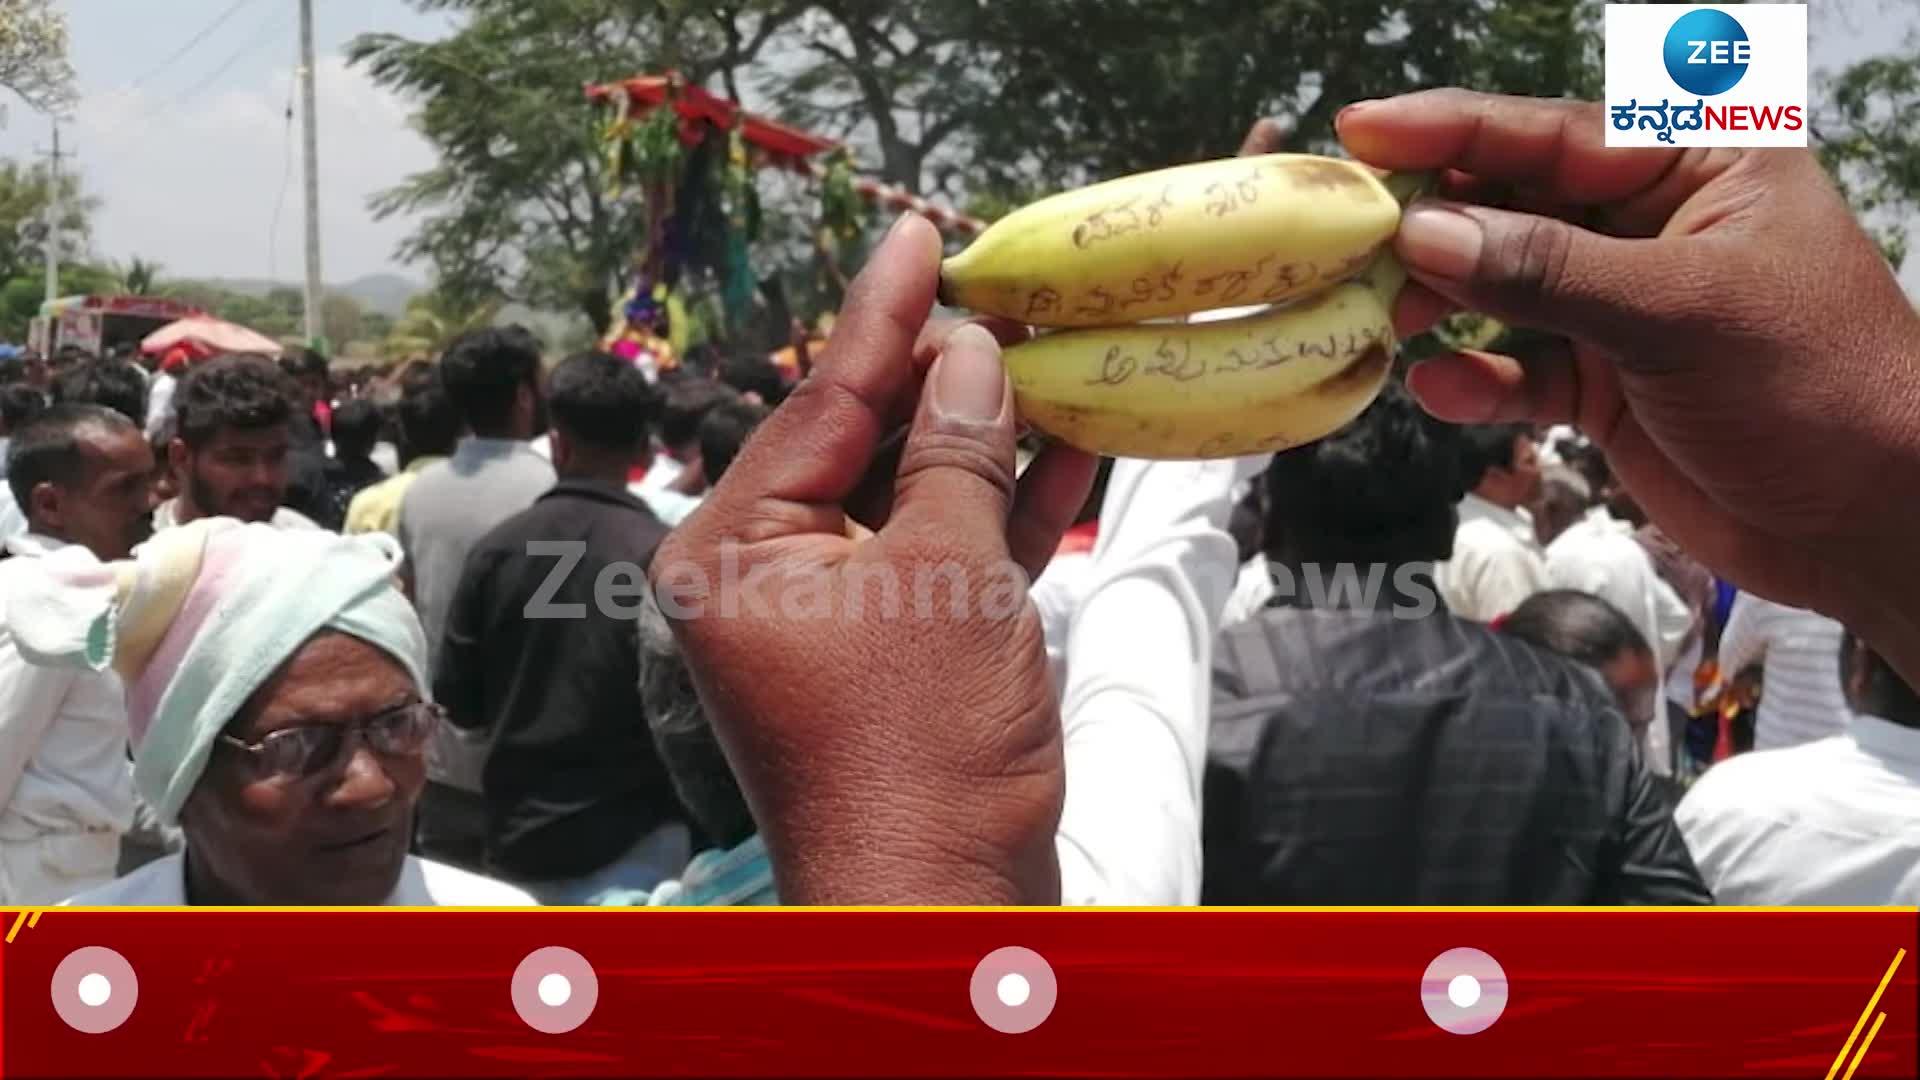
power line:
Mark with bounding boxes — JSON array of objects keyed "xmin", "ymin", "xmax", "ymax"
[
  {"xmin": 125, "ymin": 0, "xmax": 258, "ymax": 91},
  {"xmin": 161, "ymin": 3, "xmax": 296, "ymax": 114},
  {"xmin": 268, "ymin": 59, "xmax": 296, "ymax": 280}
]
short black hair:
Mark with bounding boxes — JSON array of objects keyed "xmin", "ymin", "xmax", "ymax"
[
  {"xmin": 697, "ymin": 399, "xmax": 769, "ymax": 484},
  {"xmin": 638, "ymin": 590, "xmax": 755, "ymax": 846},
  {"xmin": 1502, "ymin": 590, "xmax": 1651, "ymax": 669},
  {"xmin": 329, "ymin": 399, "xmax": 382, "ymax": 460},
  {"xmin": 437, "ymin": 326, "xmax": 541, "ymax": 433},
  {"xmin": 718, "ymin": 353, "xmax": 789, "ymax": 407},
  {"xmin": 173, "ymin": 354, "xmax": 298, "ymax": 448},
  {"xmin": 1263, "ymin": 381, "xmax": 1464, "ymax": 566},
  {"xmin": 1458, "ymin": 422, "xmax": 1533, "ymax": 491},
  {"xmin": 1839, "ymin": 633, "xmax": 1920, "ymax": 730},
  {"xmin": 658, "ymin": 377, "xmax": 736, "ymax": 450},
  {"xmin": 396, "ymin": 370, "xmax": 459, "ymax": 460},
  {"xmin": 8, "ymin": 403, "xmax": 140, "ymax": 510},
  {"xmin": 547, "ymin": 351, "xmax": 656, "ymax": 451},
  {"xmin": 52, "ymin": 360, "xmax": 149, "ymax": 426},
  {"xmin": 0, "ymin": 356, "xmax": 25, "ymax": 385},
  {"xmin": 281, "ymin": 347, "xmax": 329, "ymax": 380},
  {"xmin": 1, "ymin": 384, "xmax": 47, "ymax": 433}
]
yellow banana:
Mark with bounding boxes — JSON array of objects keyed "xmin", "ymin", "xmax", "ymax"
[
  {"xmin": 940, "ymin": 153, "xmax": 1400, "ymax": 328},
  {"xmin": 1005, "ymin": 266, "xmax": 1399, "ymax": 460}
]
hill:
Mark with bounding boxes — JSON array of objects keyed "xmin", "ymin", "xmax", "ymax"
[{"xmin": 191, "ymin": 273, "xmax": 422, "ymax": 317}]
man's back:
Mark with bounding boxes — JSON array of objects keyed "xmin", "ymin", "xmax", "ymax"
[
  {"xmin": 1676, "ymin": 715, "xmax": 1920, "ymax": 904},
  {"xmin": 1207, "ymin": 604, "xmax": 1710, "ymax": 905},
  {"xmin": 398, "ymin": 438, "xmax": 556, "ymax": 670},
  {"xmin": 1717, "ymin": 594, "xmax": 1849, "ymax": 751},
  {"xmin": 434, "ymin": 481, "xmax": 678, "ymax": 882},
  {"xmin": 1436, "ymin": 494, "xmax": 1548, "ymax": 622}
]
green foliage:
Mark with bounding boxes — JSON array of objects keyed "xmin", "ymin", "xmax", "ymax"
[
  {"xmin": 0, "ymin": 157, "xmax": 93, "ymax": 283},
  {"xmin": 351, "ymin": 0, "xmax": 803, "ymax": 334},
  {"xmin": 0, "ymin": 261, "xmax": 115, "ymax": 341},
  {"xmin": 0, "ymin": 0, "xmax": 77, "ymax": 114},
  {"xmin": 1817, "ymin": 41, "xmax": 1920, "ymax": 269}
]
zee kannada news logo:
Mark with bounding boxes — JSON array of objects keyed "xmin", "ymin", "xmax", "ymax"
[{"xmin": 1606, "ymin": 4, "xmax": 1808, "ymax": 148}]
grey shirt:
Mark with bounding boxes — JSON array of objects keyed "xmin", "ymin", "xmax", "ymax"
[{"xmin": 398, "ymin": 437, "xmax": 555, "ymax": 791}]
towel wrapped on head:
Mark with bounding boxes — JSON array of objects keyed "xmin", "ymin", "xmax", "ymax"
[{"xmin": 7, "ymin": 518, "xmax": 428, "ymax": 825}]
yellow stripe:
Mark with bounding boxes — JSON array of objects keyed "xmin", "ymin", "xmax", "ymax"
[
  {"xmin": 1826, "ymin": 949, "xmax": 1907, "ymax": 1080},
  {"xmin": 40, "ymin": 904, "xmax": 1920, "ymax": 913},
  {"xmin": 4, "ymin": 911, "xmax": 26, "ymax": 943},
  {"xmin": 1839, "ymin": 1012, "xmax": 1888, "ymax": 1080},
  {"xmin": 28, "ymin": 908, "xmax": 42, "ymax": 927}
]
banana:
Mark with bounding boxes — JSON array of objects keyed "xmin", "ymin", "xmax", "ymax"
[
  {"xmin": 1004, "ymin": 263, "xmax": 1400, "ymax": 460},
  {"xmin": 940, "ymin": 154, "xmax": 1401, "ymax": 328}
]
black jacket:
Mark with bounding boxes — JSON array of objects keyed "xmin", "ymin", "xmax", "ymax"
[
  {"xmin": 1206, "ymin": 587, "xmax": 1712, "ymax": 906},
  {"xmin": 435, "ymin": 479, "xmax": 681, "ymax": 881}
]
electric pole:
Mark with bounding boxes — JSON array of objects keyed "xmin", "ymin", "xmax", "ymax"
[
  {"xmin": 39, "ymin": 122, "xmax": 66, "ymax": 305},
  {"xmin": 298, "ymin": 0, "xmax": 324, "ymax": 347}
]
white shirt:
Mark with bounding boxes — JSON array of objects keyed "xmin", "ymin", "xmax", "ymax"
[
  {"xmin": 1221, "ymin": 553, "xmax": 1276, "ymax": 628},
  {"xmin": 1030, "ymin": 549, "xmax": 1094, "ymax": 698},
  {"xmin": 636, "ymin": 455, "xmax": 686, "ymax": 494},
  {"xmin": 1435, "ymin": 493, "xmax": 1549, "ymax": 622},
  {"xmin": 1676, "ymin": 714, "xmax": 1920, "ymax": 905},
  {"xmin": 0, "ymin": 534, "xmax": 135, "ymax": 849},
  {"xmin": 152, "ymin": 498, "xmax": 319, "ymax": 532},
  {"xmin": 1544, "ymin": 509, "xmax": 1695, "ymax": 775},
  {"xmin": 1042, "ymin": 454, "xmax": 1267, "ymax": 906},
  {"xmin": 0, "ymin": 486, "xmax": 23, "ymax": 544},
  {"xmin": 632, "ymin": 484, "xmax": 702, "ymax": 528},
  {"xmin": 1717, "ymin": 594, "xmax": 1849, "ymax": 751},
  {"xmin": 144, "ymin": 371, "xmax": 176, "ymax": 440},
  {"xmin": 63, "ymin": 852, "xmax": 538, "ymax": 906}
]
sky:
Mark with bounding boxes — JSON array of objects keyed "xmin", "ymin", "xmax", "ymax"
[{"xmin": 1, "ymin": 0, "xmax": 1914, "ymax": 288}]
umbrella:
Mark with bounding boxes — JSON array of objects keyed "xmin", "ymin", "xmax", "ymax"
[{"xmin": 141, "ymin": 316, "xmax": 285, "ymax": 359}]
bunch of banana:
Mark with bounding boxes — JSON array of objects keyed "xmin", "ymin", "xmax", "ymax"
[{"xmin": 938, "ymin": 153, "xmax": 1423, "ymax": 460}]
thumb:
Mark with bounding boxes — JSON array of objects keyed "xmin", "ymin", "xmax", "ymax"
[
  {"xmin": 1394, "ymin": 199, "xmax": 1684, "ymax": 356},
  {"xmin": 883, "ymin": 323, "xmax": 1018, "ymax": 558}
]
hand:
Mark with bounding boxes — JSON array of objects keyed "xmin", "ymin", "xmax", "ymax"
[
  {"xmin": 649, "ymin": 214, "xmax": 1098, "ymax": 905},
  {"xmin": 1336, "ymin": 89, "xmax": 1920, "ymax": 688}
]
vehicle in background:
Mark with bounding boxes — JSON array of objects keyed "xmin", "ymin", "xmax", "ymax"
[{"xmin": 28, "ymin": 295, "xmax": 204, "ymax": 358}]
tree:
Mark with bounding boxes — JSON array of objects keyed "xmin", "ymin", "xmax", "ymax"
[
  {"xmin": 0, "ymin": 0, "xmax": 76, "ymax": 115},
  {"xmin": 1815, "ymin": 40, "xmax": 1920, "ymax": 269},
  {"xmin": 321, "ymin": 293, "xmax": 365, "ymax": 350},
  {"xmin": 350, "ymin": 0, "xmax": 802, "ymax": 334},
  {"xmin": 383, "ymin": 287, "xmax": 502, "ymax": 358},
  {"xmin": 117, "ymin": 256, "xmax": 162, "ymax": 296},
  {"xmin": 0, "ymin": 158, "xmax": 93, "ymax": 283}
]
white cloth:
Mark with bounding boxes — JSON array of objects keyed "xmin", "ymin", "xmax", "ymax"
[
  {"xmin": 529, "ymin": 433, "xmax": 551, "ymax": 460},
  {"xmin": 1045, "ymin": 454, "xmax": 1267, "ymax": 906},
  {"xmin": 144, "ymin": 372, "xmax": 176, "ymax": 441},
  {"xmin": 152, "ymin": 498, "xmax": 319, "ymax": 532},
  {"xmin": 1544, "ymin": 509, "xmax": 1695, "ymax": 776},
  {"xmin": 1435, "ymin": 493, "xmax": 1548, "ymax": 622},
  {"xmin": 632, "ymin": 484, "xmax": 702, "ymax": 528},
  {"xmin": 1030, "ymin": 550, "xmax": 1094, "ymax": 699},
  {"xmin": 0, "ymin": 485, "xmax": 23, "ymax": 544},
  {"xmin": 63, "ymin": 851, "xmax": 538, "ymax": 906},
  {"xmin": 0, "ymin": 533, "xmax": 135, "ymax": 904},
  {"xmin": 1717, "ymin": 594, "xmax": 1849, "ymax": 751},
  {"xmin": 1675, "ymin": 714, "xmax": 1920, "ymax": 905},
  {"xmin": 1221, "ymin": 553, "xmax": 1276, "ymax": 628},
  {"xmin": 636, "ymin": 455, "xmax": 684, "ymax": 494}
]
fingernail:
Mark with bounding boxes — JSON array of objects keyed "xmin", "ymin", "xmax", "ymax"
[
  {"xmin": 931, "ymin": 324, "xmax": 1007, "ymax": 423},
  {"xmin": 1397, "ymin": 202, "xmax": 1483, "ymax": 281},
  {"xmin": 1336, "ymin": 100, "xmax": 1379, "ymax": 129},
  {"xmin": 883, "ymin": 211, "xmax": 920, "ymax": 241}
]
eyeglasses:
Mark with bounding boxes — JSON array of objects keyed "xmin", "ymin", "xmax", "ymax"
[{"xmin": 218, "ymin": 701, "xmax": 442, "ymax": 781}]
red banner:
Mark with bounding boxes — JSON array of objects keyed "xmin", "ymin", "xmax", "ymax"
[{"xmin": 2, "ymin": 909, "xmax": 1913, "ymax": 1077}]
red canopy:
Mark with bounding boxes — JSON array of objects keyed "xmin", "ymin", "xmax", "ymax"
[{"xmin": 585, "ymin": 73, "xmax": 838, "ymax": 172}]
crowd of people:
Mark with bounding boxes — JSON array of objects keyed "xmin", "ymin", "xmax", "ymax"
[{"xmin": 0, "ymin": 88, "xmax": 1915, "ymax": 909}]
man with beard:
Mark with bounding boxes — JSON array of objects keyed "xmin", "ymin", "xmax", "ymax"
[
  {"xmin": 0, "ymin": 405, "xmax": 154, "ymax": 901},
  {"xmin": 156, "ymin": 355, "xmax": 317, "ymax": 530}
]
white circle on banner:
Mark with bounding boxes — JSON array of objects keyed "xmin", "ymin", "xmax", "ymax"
[
  {"xmin": 970, "ymin": 947, "xmax": 1057, "ymax": 1034},
  {"xmin": 77, "ymin": 973, "xmax": 112, "ymax": 1007},
  {"xmin": 538, "ymin": 973, "xmax": 572, "ymax": 1007},
  {"xmin": 1422, "ymin": 948, "xmax": 1508, "ymax": 1035},
  {"xmin": 51, "ymin": 947, "xmax": 138, "ymax": 1034},
  {"xmin": 511, "ymin": 947, "xmax": 597, "ymax": 1034}
]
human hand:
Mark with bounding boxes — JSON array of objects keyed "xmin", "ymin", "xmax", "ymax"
[
  {"xmin": 649, "ymin": 214, "xmax": 1099, "ymax": 905},
  {"xmin": 1336, "ymin": 89, "xmax": 1920, "ymax": 686}
]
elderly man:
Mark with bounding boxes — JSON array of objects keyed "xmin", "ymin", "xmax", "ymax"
[{"xmin": 10, "ymin": 519, "xmax": 533, "ymax": 905}]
